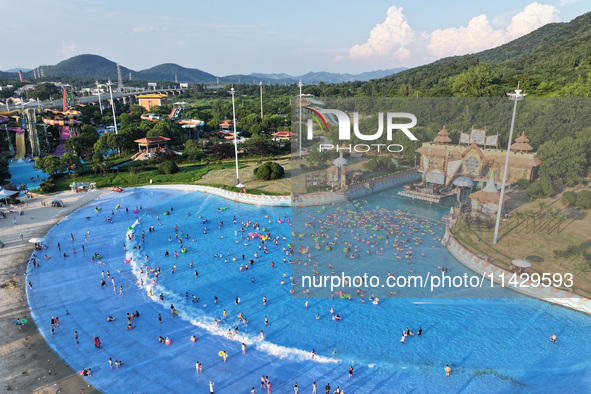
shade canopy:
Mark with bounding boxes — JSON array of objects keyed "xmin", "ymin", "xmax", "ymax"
[
  {"xmin": 512, "ymin": 259, "xmax": 531, "ymax": 268},
  {"xmin": 453, "ymin": 177, "xmax": 474, "ymax": 187},
  {"xmin": 237, "ymin": 183, "xmax": 245, "ymax": 188},
  {"xmin": 0, "ymin": 189, "xmax": 18, "ymax": 198},
  {"xmin": 29, "ymin": 238, "xmax": 46, "ymax": 243}
]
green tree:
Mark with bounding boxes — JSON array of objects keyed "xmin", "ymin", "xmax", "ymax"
[
  {"xmin": 526, "ymin": 181, "xmax": 544, "ymax": 199},
  {"xmin": 210, "ymin": 142, "xmax": 236, "ymax": 159},
  {"xmin": 158, "ymin": 161, "xmax": 179, "ymax": 174},
  {"xmin": 540, "ymin": 177, "xmax": 556, "ymax": 198},
  {"xmin": 451, "ymin": 64, "xmax": 500, "ymax": 97},
  {"xmin": 305, "ymin": 148, "xmax": 336, "ymax": 169},
  {"xmin": 0, "ymin": 156, "xmax": 11, "ymax": 184},
  {"xmin": 33, "ymin": 156, "xmax": 66, "ymax": 176},
  {"xmin": 61, "ymin": 152, "xmax": 81, "ymax": 173},
  {"xmin": 562, "ymin": 191, "xmax": 577, "ymax": 206},
  {"xmin": 65, "ymin": 125, "xmax": 99, "ymax": 158},
  {"xmin": 147, "ymin": 118, "xmax": 182, "ymax": 144},
  {"xmin": 253, "ymin": 162, "xmax": 284, "ymax": 180},
  {"xmin": 27, "ymin": 83, "xmax": 61, "ymax": 100},
  {"xmin": 537, "ymin": 137, "xmax": 588, "ymax": 181},
  {"xmin": 363, "ymin": 159, "xmax": 379, "ymax": 171},
  {"xmin": 575, "ymin": 190, "xmax": 591, "ymax": 209}
]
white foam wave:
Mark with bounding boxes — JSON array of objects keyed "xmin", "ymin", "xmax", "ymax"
[{"xmin": 124, "ymin": 225, "xmax": 338, "ymax": 364}]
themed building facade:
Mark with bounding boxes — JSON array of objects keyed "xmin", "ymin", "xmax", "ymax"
[{"xmin": 415, "ymin": 127, "xmax": 541, "ymax": 189}]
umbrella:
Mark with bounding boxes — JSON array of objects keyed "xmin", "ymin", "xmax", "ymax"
[
  {"xmin": 512, "ymin": 259, "xmax": 531, "ymax": 268},
  {"xmin": 453, "ymin": 176, "xmax": 474, "ymax": 187},
  {"xmin": 237, "ymin": 183, "xmax": 245, "ymax": 188},
  {"xmin": 29, "ymin": 238, "xmax": 46, "ymax": 243}
]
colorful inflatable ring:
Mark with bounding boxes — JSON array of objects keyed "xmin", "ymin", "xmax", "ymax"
[
  {"xmin": 21, "ymin": 319, "xmax": 27, "ymax": 324},
  {"xmin": 218, "ymin": 351, "xmax": 225, "ymax": 357}
]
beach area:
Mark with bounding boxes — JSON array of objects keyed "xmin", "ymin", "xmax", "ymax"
[{"xmin": 0, "ymin": 189, "xmax": 106, "ymax": 393}]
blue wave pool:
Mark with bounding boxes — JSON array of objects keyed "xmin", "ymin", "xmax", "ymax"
[{"xmin": 26, "ymin": 187, "xmax": 591, "ymax": 393}]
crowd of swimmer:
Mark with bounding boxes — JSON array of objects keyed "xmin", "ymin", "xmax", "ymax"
[
  {"xmin": 125, "ymin": 205, "xmax": 297, "ymax": 344},
  {"xmin": 292, "ymin": 200, "xmax": 446, "ymax": 299}
]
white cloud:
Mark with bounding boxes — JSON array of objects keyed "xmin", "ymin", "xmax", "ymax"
[
  {"xmin": 133, "ymin": 26, "xmax": 169, "ymax": 33},
  {"xmin": 60, "ymin": 41, "xmax": 79, "ymax": 59},
  {"xmin": 342, "ymin": 2, "xmax": 560, "ymax": 67},
  {"xmin": 429, "ymin": 14, "xmax": 507, "ymax": 58},
  {"xmin": 349, "ymin": 6, "xmax": 415, "ymax": 60},
  {"xmin": 506, "ymin": 2, "xmax": 559, "ymax": 38}
]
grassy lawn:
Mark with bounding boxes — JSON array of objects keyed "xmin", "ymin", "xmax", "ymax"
[
  {"xmin": 452, "ymin": 188, "xmax": 591, "ymax": 298},
  {"xmin": 53, "ymin": 163, "xmax": 238, "ymax": 191},
  {"xmin": 196, "ymin": 158, "xmax": 292, "ymax": 195}
]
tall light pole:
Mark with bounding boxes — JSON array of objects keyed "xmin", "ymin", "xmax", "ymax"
[
  {"xmin": 107, "ymin": 80, "xmax": 120, "ymax": 155},
  {"xmin": 230, "ymin": 87, "xmax": 240, "ymax": 186},
  {"xmin": 259, "ymin": 81, "xmax": 263, "ymax": 119},
  {"xmin": 297, "ymin": 80, "xmax": 304, "ymax": 158},
  {"xmin": 492, "ymin": 85, "xmax": 527, "ymax": 245},
  {"xmin": 96, "ymin": 81, "xmax": 103, "ymax": 114},
  {"xmin": 107, "ymin": 80, "xmax": 118, "ymax": 135}
]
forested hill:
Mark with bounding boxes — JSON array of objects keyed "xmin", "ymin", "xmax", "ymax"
[{"xmin": 363, "ymin": 12, "xmax": 591, "ymax": 97}]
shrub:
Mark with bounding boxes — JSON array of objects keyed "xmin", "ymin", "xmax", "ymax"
[
  {"xmin": 515, "ymin": 178, "xmax": 531, "ymax": 189},
  {"xmin": 540, "ymin": 177, "xmax": 556, "ymax": 198},
  {"xmin": 575, "ymin": 190, "xmax": 591, "ymax": 210},
  {"xmin": 158, "ymin": 161, "xmax": 179, "ymax": 175},
  {"xmin": 363, "ymin": 159, "xmax": 379, "ymax": 171},
  {"xmin": 562, "ymin": 191, "xmax": 577, "ymax": 206},
  {"xmin": 253, "ymin": 162, "xmax": 284, "ymax": 180},
  {"xmin": 92, "ymin": 151, "xmax": 103, "ymax": 163},
  {"xmin": 526, "ymin": 181, "xmax": 544, "ymax": 199},
  {"xmin": 39, "ymin": 181, "xmax": 56, "ymax": 193}
]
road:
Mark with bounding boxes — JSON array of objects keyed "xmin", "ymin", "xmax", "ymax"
[{"xmin": 6, "ymin": 89, "xmax": 186, "ymax": 111}]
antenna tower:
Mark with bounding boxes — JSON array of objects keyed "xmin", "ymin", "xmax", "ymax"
[{"xmin": 117, "ymin": 63, "xmax": 123, "ymax": 92}]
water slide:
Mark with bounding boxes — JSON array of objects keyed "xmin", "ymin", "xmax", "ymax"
[
  {"xmin": 141, "ymin": 108, "xmax": 204, "ymax": 134},
  {"xmin": 1, "ymin": 115, "xmax": 23, "ymax": 158},
  {"xmin": 42, "ymin": 110, "xmax": 82, "ymax": 156},
  {"xmin": 12, "ymin": 128, "xmax": 26, "ymax": 160}
]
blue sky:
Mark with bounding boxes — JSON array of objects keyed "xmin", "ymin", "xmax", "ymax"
[{"xmin": 1, "ymin": 0, "xmax": 588, "ymax": 76}]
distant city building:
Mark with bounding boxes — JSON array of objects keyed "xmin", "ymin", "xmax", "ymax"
[{"xmin": 137, "ymin": 93, "xmax": 168, "ymax": 111}]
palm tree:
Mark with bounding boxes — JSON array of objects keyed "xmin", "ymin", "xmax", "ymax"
[
  {"xmin": 544, "ymin": 209, "xmax": 557, "ymax": 233},
  {"xmin": 556, "ymin": 212, "xmax": 568, "ymax": 233},
  {"xmin": 531, "ymin": 211, "xmax": 540, "ymax": 233},
  {"xmin": 513, "ymin": 211, "xmax": 525, "ymax": 233},
  {"xmin": 523, "ymin": 210, "xmax": 534, "ymax": 233}
]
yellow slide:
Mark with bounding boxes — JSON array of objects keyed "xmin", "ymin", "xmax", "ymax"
[{"xmin": 15, "ymin": 130, "xmax": 26, "ymax": 160}]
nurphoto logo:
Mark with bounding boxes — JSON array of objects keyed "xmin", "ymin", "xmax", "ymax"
[{"xmin": 307, "ymin": 109, "xmax": 418, "ymax": 153}]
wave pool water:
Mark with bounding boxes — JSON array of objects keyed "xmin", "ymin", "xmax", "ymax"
[{"xmin": 26, "ymin": 187, "xmax": 591, "ymax": 393}]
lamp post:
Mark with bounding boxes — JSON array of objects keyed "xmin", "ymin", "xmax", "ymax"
[
  {"xmin": 297, "ymin": 80, "xmax": 304, "ymax": 158},
  {"xmin": 492, "ymin": 85, "xmax": 527, "ymax": 245},
  {"xmin": 107, "ymin": 80, "xmax": 120, "ymax": 155},
  {"xmin": 96, "ymin": 81, "xmax": 103, "ymax": 114},
  {"xmin": 259, "ymin": 81, "xmax": 263, "ymax": 119},
  {"xmin": 230, "ymin": 87, "xmax": 240, "ymax": 186}
]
